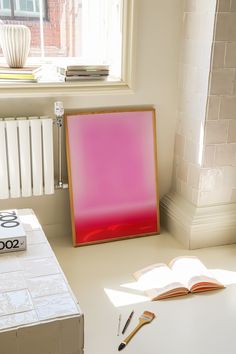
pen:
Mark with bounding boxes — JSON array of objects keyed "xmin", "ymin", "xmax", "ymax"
[{"xmin": 122, "ymin": 310, "xmax": 134, "ymax": 334}]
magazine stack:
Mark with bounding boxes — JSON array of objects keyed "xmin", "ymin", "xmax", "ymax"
[
  {"xmin": 58, "ymin": 64, "xmax": 109, "ymax": 82},
  {"xmin": 0, "ymin": 65, "xmax": 42, "ymax": 83}
]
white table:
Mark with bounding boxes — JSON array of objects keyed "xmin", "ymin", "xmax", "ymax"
[{"xmin": 0, "ymin": 209, "xmax": 84, "ymax": 354}]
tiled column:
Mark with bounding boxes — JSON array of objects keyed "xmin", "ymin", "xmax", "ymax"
[
  {"xmin": 161, "ymin": 0, "xmax": 236, "ymax": 249},
  {"xmin": 203, "ymin": 0, "xmax": 236, "ymax": 205}
]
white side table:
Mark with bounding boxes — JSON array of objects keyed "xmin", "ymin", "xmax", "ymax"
[{"xmin": 0, "ymin": 209, "xmax": 84, "ymax": 354}]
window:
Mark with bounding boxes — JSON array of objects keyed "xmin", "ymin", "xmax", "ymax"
[
  {"xmin": 0, "ymin": 0, "xmax": 46, "ymax": 18},
  {"xmin": 0, "ymin": 0, "xmax": 134, "ymax": 90}
]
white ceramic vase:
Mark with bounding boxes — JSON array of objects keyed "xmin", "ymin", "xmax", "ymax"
[{"xmin": 0, "ymin": 24, "xmax": 31, "ymax": 68}]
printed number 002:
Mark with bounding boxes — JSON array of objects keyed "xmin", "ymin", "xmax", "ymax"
[{"xmin": 0, "ymin": 240, "xmax": 19, "ymax": 250}]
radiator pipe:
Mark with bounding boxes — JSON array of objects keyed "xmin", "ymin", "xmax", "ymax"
[{"xmin": 54, "ymin": 101, "xmax": 64, "ymax": 189}]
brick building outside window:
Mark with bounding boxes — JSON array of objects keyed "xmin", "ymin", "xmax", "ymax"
[{"xmin": 0, "ymin": 0, "xmax": 82, "ymax": 58}]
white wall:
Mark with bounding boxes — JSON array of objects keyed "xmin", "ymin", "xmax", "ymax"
[{"xmin": 0, "ymin": 0, "xmax": 183, "ymax": 236}]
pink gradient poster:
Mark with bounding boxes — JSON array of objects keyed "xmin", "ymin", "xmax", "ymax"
[{"xmin": 65, "ymin": 109, "xmax": 159, "ymax": 246}]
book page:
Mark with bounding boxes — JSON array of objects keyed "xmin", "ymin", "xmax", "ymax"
[
  {"xmin": 169, "ymin": 256, "xmax": 223, "ymax": 290},
  {"xmin": 133, "ymin": 263, "xmax": 187, "ymax": 299}
]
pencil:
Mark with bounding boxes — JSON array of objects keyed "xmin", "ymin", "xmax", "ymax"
[
  {"xmin": 117, "ymin": 314, "xmax": 122, "ymax": 336},
  {"xmin": 122, "ymin": 310, "xmax": 134, "ymax": 334}
]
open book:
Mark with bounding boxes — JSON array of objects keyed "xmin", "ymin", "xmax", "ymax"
[{"xmin": 133, "ymin": 256, "xmax": 225, "ymax": 300}]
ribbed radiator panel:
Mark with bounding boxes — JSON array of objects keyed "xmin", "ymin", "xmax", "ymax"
[
  {"xmin": 0, "ymin": 116, "xmax": 54, "ymax": 199},
  {"xmin": 42, "ymin": 118, "xmax": 54, "ymax": 195},
  {"xmin": 30, "ymin": 118, "xmax": 43, "ymax": 196},
  {"xmin": 5, "ymin": 119, "xmax": 21, "ymax": 198},
  {"xmin": 18, "ymin": 118, "xmax": 31, "ymax": 197},
  {"xmin": 0, "ymin": 120, "xmax": 9, "ymax": 199}
]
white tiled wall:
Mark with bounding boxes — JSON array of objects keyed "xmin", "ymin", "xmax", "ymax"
[
  {"xmin": 172, "ymin": 0, "xmax": 236, "ymax": 206},
  {"xmin": 173, "ymin": 0, "xmax": 217, "ymax": 205},
  {"xmin": 203, "ymin": 0, "xmax": 236, "ymax": 205}
]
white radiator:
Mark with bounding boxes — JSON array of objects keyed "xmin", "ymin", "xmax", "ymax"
[{"xmin": 0, "ymin": 116, "xmax": 54, "ymax": 199}]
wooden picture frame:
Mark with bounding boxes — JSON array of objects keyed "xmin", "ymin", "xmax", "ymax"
[{"xmin": 65, "ymin": 108, "xmax": 160, "ymax": 246}]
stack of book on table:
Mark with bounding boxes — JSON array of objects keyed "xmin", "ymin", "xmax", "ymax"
[
  {"xmin": 0, "ymin": 209, "xmax": 27, "ymax": 253},
  {"xmin": 58, "ymin": 64, "xmax": 109, "ymax": 82},
  {"xmin": 0, "ymin": 65, "xmax": 42, "ymax": 83}
]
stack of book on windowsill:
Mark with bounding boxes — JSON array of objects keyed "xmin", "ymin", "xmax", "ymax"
[
  {"xmin": 0, "ymin": 65, "xmax": 42, "ymax": 83},
  {"xmin": 57, "ymin": 64, "xmax": 109, "ymax": 82}
]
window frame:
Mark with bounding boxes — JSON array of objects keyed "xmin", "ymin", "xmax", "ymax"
[
  {"xmin": 0, "ymin": 0, "xmax": 135, "ymax": 97},
  {"xmin": 0, "ymin": 0, "xmax": 47, "ymax": 19}
]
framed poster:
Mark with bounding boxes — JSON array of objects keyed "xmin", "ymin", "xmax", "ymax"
[{"xmin": 65, "ymin": 108, "xmax": 159, "ymax": 246}]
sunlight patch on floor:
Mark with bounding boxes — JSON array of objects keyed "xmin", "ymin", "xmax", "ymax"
[
  {"xmin": 121, "ymin": 268, "xmax": 236, "ymax": 291},
  {"xmin": 104, "ymin": 268, "xmax": 236, "ymax": 307},
  {"xmin": 104, "ymin": 288, "xmax": 149, "ymax": 307},
  {"xmin": 210, "ymin": 269, "xmax": 236, "ymax": 286}
]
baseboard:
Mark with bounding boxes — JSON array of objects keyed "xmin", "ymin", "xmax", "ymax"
[{"xmin": 160, "ymin": 192, "xmax": 236, "ymax": 249}]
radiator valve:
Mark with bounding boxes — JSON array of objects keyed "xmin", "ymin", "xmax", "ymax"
[{"xmin": 54, "ymin": 101, "xmax": 64, "ymax": 127}]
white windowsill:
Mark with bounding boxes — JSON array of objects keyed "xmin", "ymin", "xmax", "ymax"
[
  {"xmin": 0, "ymin": 76, "xmax": 133, "ymax": 98},
  {"xmin": 0, "ymin": 58, "xmax": 133, "ymax": 97},
  {"xmin": 0, "ymin": 52, "xmax": 134, "ymax": 97}
]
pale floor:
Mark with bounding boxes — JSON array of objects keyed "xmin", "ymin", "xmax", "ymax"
[{"xmin": 49, "ymin": 229, "xmax": 236, "ymax": 354}]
